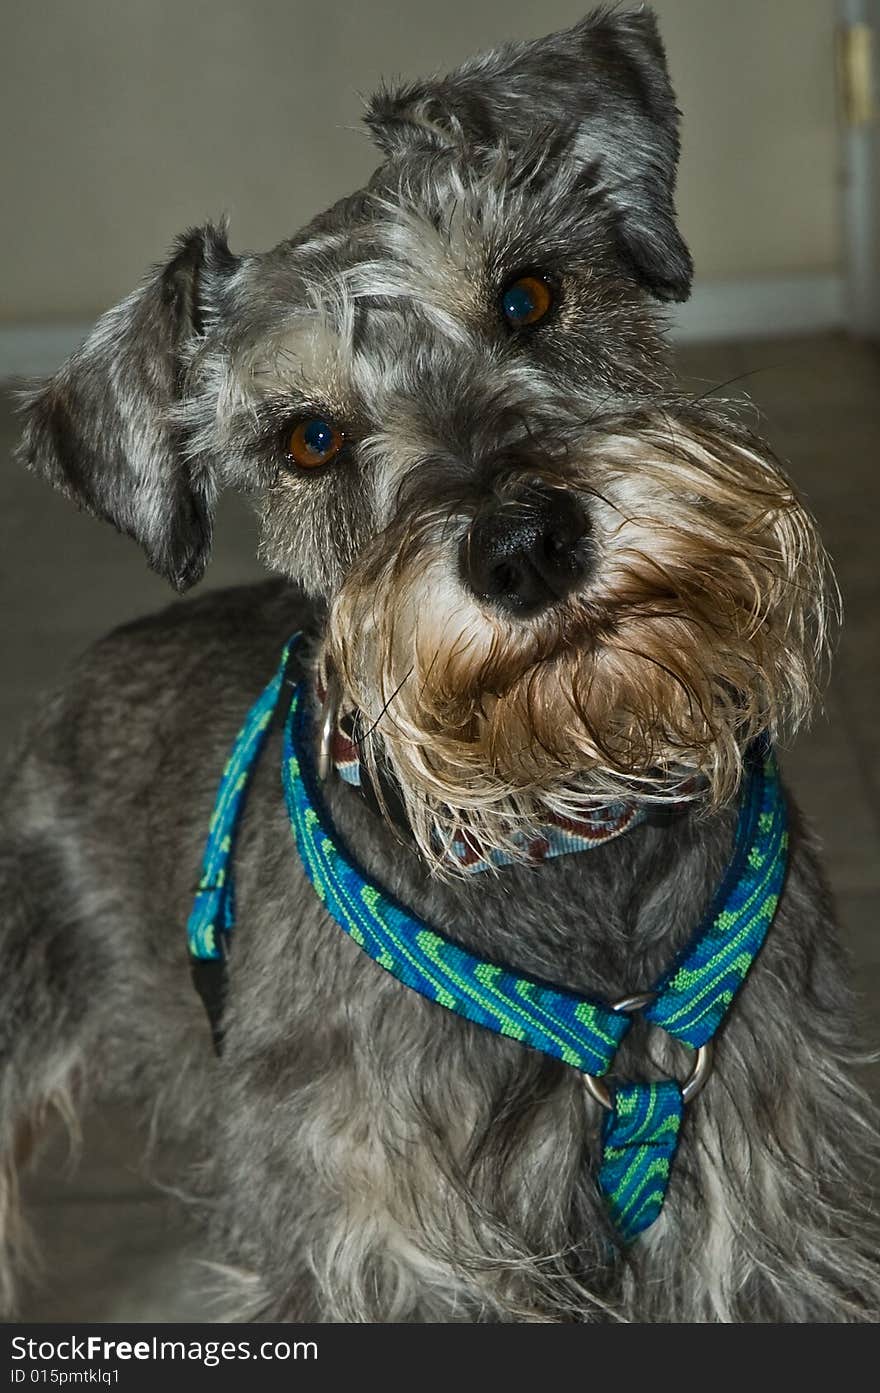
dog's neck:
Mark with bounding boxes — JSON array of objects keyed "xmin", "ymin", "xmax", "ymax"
[
  {"xmin": 323, "ymin": 700, "xmax": 666, "ymax": 873},
  {"xmin": 314, "ymin": 685, "xmax": 739, "ymax": 1006},
  {"xmin": 314, "ymin": 662, "xmax": 701, "ymax": 878}
]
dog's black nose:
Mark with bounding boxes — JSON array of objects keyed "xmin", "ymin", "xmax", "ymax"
[{"xmin": 459, "ymin": 487, "xmax": 592, "ymax": 616}]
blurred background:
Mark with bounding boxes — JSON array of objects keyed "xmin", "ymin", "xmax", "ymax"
[{"xmin": 1, "ymin": 0, "xmax": 878, "ymax": 1320}]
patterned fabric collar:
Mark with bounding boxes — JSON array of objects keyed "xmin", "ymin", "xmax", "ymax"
[
  {"xmin": 330, "ymin": 707, "xmax": 665, "ymax": 869},
  {"xmin": 187, "ymin": 635, "xmax": 789, "ymax": 1243}
]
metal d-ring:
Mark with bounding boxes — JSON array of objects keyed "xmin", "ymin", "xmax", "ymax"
[
  {"xmin": 316, "ymin": 668, "xmax": 343, "ymax": 783},
  {"xmin": 581, "ymin": 991, "xmax": 714, "ymax": 1111},
  {"xmin": 680, "ymin": 1038, "xmax": 714, "ymax": 1104}
]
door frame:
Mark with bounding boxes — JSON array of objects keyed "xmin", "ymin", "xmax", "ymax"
[{"xmin": 839, "ymin": 0, "xmax": 880, "ymax": 335}]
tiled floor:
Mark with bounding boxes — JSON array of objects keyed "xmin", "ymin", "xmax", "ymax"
[{"xmin": 1, "ymin": 333, "xmax": 879, "ymax": 1319}]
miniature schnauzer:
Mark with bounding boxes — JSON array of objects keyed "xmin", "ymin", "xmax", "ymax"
[{"xmin": 3, "ymin": 7, "xmax": 879, "ymax": 1322}]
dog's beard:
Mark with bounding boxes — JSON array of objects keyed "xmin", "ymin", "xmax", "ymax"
[{"xmin": 327, "ymin": 412, "xmax": 833, "ymax": 871}]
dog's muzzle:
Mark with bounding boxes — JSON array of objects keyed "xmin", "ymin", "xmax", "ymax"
[{"xmin": 459, "ymin": 484, "xmax": 592, "ymax": 616}]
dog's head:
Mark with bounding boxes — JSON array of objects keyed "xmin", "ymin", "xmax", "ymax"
[{"xmin": 18, "ymin": 8, "xmax": 831, "ymax": 863}]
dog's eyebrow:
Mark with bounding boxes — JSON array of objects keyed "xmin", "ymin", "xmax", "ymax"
[
  {"xmin": 350, "ymin": 293, "xmax": 399, "ymax": 314},
  {"xmin": 350, "ymin": 296, "xmax": 401, "ymax": 356},
  {"xmin": 337, "ymin": 259, "xmax": 474, "ymax": 350}
]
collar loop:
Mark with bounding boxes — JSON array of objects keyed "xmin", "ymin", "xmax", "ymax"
[{"xmin": 186, "ymin": 634, "xmax": 789, "ymax": 1244}]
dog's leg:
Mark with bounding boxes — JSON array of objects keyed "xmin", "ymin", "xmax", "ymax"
[{"xmin": 0, "ymin": 830, "xmax": 99, "ymax": 1313}]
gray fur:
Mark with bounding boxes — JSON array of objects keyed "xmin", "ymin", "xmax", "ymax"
[{"xmin": 3, "ymin": 7, "xmax": 879, "ymax": 1321}]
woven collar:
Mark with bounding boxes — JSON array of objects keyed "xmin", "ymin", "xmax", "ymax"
[
  {"xmin": 187, "ymin": 634, "xmax": 789, "ymax": 1243},
  {"xmin": 324, "ymin": 699, "xmax": 655, "ymax": 873}
]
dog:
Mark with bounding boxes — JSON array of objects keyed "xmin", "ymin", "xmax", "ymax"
[{"xmin": 2, "ymin": 6, "xmax": 879, "ymax": 1322}]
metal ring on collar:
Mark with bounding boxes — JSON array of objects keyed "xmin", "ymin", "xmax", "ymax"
[
  {"xmin": 580, "ymin": 991, "xmax": 714, "ymax": 1111},
  {"xmin": 317, "ymin": 668, "xmax": 342, "ymax": 783}
]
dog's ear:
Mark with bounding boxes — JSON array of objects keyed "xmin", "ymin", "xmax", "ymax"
[
  {"xmin": 17, "ymin": 223, "xmax": 240, "ymax": 591},
  {"xmin": 364, "ymin": 7, "xmax": 692, "ymax": 303}
]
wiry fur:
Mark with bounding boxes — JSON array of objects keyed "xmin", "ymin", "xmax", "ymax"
[
  {"xmin": 329, "ymin": 407, "xmax": 831, "ymax": 861},
  {"xmin": 3, "ymin": 6, "xmax": 879, "ymax": 1321}
]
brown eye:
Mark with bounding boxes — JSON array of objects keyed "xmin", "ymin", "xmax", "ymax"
[
  {"xmin": 286, "ymin": 417, "xmax": 344, "ymax": 470},
  {"xmin": 501, "ymin": 273, "xmax": 553, "ymax": 328}
]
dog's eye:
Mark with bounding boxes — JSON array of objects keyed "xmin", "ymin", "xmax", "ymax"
[
  {"xmin": 500, "ymin": 273, "xmax": 553, "ymax": 329},
  {"xmin": 285, "ymin": 417, "xmax": 345, "ymax": 471}
]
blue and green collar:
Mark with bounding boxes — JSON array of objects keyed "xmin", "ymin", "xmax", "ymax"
[{"xmin": 187, "ymin": 635, "xmax": 789, "ymax": 1243}]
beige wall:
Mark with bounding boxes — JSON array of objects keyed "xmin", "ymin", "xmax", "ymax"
[
  {"xmin": 0, "ymin": 0, "xmax": 840, "ymax": 323},
  {"xmin": 657, "ymin": 0, "xmax": 840, "ymax": 280}
]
